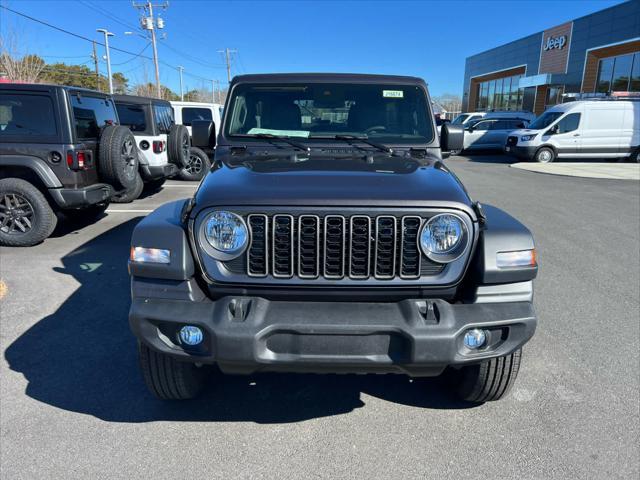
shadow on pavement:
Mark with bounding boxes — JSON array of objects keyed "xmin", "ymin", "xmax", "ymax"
[
  {"xmin": 457, "ymin": 151, "xmax": 515, "ymax": 164},
  {"xmin": 5, "ymin": 219, "xmax": 476, "ymax": 424}
]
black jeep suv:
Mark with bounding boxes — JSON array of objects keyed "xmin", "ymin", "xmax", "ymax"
[
  {"xmin": 128, "ymin": 74, "xmax": 538, "ymax": 403},
  {"xmin": 0, "ymin": 83, "xmax": 139, "ymax": 246}
]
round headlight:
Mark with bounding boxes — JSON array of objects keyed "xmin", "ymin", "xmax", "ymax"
[
  {"xmin": 203, "ymin": 211, "xmax": 248, "ymax": 259},
  {"xmin": 420, "ymin": 213, "xmax": 468, "ymax": 263}
]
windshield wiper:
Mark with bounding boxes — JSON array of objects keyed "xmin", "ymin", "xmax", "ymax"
[
  {"xmin": 233, "ymin": 133, "xmax": 310, "ymax": 152},
  {"xmin": 311, "ymin": 134, "xmax": 394, "ymax": 154}
]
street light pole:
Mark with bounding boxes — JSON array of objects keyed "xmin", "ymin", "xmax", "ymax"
[
  {"xmin": 178, "ymin": 66, "xmax": 184, "ymax": 101},
  {"xmin": 148, "ymin": 2, "xmax": 161, "ymax": 98},
  {"xmin": 96, "ymin": 29, "xmax": 114, "ymax": 94}
]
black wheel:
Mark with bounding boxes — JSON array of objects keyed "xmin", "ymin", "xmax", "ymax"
[
  {"xmin": 143, "ymin": 178, "xmax": 166, "ymax": 193},
  {"xmin": 138, "ymin": 341, "xmax": 208, "ymax": 400},
  {"xmin": 632, "ymin": 147, "xmax": 640, "ymax": 163},
  {"xmin": 177, "ymin": 147, "xmax": 211, "ymax": 181},
  {"xmin": 168, "ymin": 124, "xmax": 190, "ymax": 168},
  {"xmin": 98, "ymin": 125, "xmax": 139, "ymax": 190},
  {"xmin": 0, "ymin": 178, "xmax": 57, "ymax": 247},
  {"xmin": 451, "ymin": 349, "xmax": 522, "ymax": 403},
  {"xmin": 111, "ymin": 173, "xmax": 143, "ymax": 204},
  {"xmin": 534, "ymin": 146, "xmax": 555, "ymax": 163}
]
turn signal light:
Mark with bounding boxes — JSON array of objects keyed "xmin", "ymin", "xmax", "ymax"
[
  {"xmin": 496, "ymin": 249, "xmax": 537, "ymax": 268},
  {"xmin": 130, "ymin": 246, "xmax": 171, "ymax": 264}
]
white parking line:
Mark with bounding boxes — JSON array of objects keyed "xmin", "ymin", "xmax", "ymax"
[{"xmin": 106, "ymin": 209, "xmax": 154, "ymax": 213}]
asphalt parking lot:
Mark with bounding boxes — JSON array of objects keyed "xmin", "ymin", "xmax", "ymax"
[{"xmin": 1, "ymin": 154, "xmax": 638, "ymax": 480}]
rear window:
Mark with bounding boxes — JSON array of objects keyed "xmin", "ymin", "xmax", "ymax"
[
  {"xmin": 181, "ymin": 107, "xmax": 212, "ymax": 126},
  {"xmin": 70, "ymin": 94, "xmax": 117, "ymax": 140},
  {"xmin": 0, "ymin": 93, "xmax": 57, "ymax": 137},
  {"xmin": 153, "ymin": 104, "xmax": 174, "ymax": 134},
  {"xmin": 115, "ymin": 103, "xmax": 147, "ymax": 132}
]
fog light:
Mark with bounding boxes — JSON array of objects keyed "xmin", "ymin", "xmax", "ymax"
[
  {"xmin": 179, "ymin": 325, "xmax": 203, "ymax": 346},
  {"xmin": 464, "ymin": 329, "xmax": 486, "ymax": 349}
]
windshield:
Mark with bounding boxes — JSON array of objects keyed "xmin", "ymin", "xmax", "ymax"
[
  {"xmin": 451, "ymin": 114, "xmax": 469, "ymax": 125},
  {"xmin": 529, "ymin": 111, "xmax": 563, "ymax": 130},
  {"xmin": 224, "ymin": 82, "xmax": 433, "ymax": 144}
]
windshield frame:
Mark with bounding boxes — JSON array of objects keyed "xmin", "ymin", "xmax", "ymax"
[{"xmin": 219, "ymin": 79, "xmax": 436, "ymax": 148}]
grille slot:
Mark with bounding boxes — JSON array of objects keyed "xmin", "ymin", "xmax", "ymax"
[
  {"xmin": 298, "ymin": 215, "xmax": 320, "ymax": 278},
  {"xmin": 247, "ymin": 214, "xmax": 268, "ymax": 276},
  {"xmin": 242, "ymin": 213, "xmax": 446, "ymax": 281},
  {"xmin": 374, "ymin": 216, "xmax": 397, "ymax": 279},
  {"xmin": 272, "ymin": 215, "xmax": 294, "ymax": 278},
  {"xmin": 400, "ymin": 216, "xmax": 422, "ymax": 279},
  {"xmin": 324, "ymin": 215, "xmax": 346, "ymax": 278},
  {"xmin": 349, "ymin": 216, "xmax": 371, "ymax": 279}
]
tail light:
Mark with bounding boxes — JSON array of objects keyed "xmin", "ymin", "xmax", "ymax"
[
  {"xmin": 67, "ymin": 150, "xmax": 92, "ymax": 171},
  {"xmin": 152, "ymin": 141, "xmax": 165, "ymax": 154}
]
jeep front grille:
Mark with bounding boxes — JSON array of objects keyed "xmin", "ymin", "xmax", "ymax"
[{"xmin": 244, "ymin": 214, "xmax": 444, "ymax": 280}]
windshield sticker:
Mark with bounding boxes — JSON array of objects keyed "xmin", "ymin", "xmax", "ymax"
[
  {"xmin": 247, "ymin": 128, "xmax": 310, "ymax": 138},
  {"xmin": 383, "ymin": 90, "xmax": 404, "ymax": 98}
]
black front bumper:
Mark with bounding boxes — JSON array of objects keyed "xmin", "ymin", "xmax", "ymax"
[
  {"xmin": 504, "ymin": 144, "xmax": 536, "ymax": 160},
  {"xmin": 130, "ymin": 294, "xmax": 536, "ymax": 377},
  {"xmin": 49, "ymin": 183, "xmax": 112, "ymax": 209}
]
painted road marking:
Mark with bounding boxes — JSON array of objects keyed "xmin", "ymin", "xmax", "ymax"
[
  {"xmin": 106, "ymin": 209, "xmax": 154, "ymax": 213},
  {"xmin": 0, "ymin": 279, "xmax": 7, "ymax": 300}
]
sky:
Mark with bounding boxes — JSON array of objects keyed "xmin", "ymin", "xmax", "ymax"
[{"xmin": 0, "ymin": 0, "xmax": 626, "ymax": 97}]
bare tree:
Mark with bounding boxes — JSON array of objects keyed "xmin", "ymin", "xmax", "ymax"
[
  {"xmin": 432, "ymin": 93, "xmax": 462, "ymax": 114},
  {"xmin": 0, "ymin": 30, "xmax": 45, "ymax": 83}
]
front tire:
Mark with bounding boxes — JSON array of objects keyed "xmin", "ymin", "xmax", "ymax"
[
  {"xmin": 534, "ymin": 146, "xmax": 555, "ymax": 163},
  {"xmin": 138, "ymin": 341, "xmax": 208, "ymax": 400},
  {"xmin": 0, "ymin": 178, "xmax": 57, "ymax": 247},
  {"xmin": 177, "ymin": 147, "xmax": 211, "ymax": 181},
  {"xmin": 451, "ymin": 349, "xmax": 522, "ymax": 403}
]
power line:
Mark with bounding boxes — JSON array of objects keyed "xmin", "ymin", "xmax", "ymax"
[
  {"xmin": 111, "ymin": 43, "xmax": 151, "ymax": 65},
  {"xmin": 0, "ymin": 5, "xmax": 154, "ymax": 61},
  {"xmin": 79, "ymin": 0, "xmax": 139, "ymax": 31}
]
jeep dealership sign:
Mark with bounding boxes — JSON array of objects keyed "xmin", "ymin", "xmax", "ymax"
[
  {"xmin": 539, "ymin": 22, "xmax": 572, "ymax": 74},
  {"xmin": 543, "ymin": 35, "xmax": 567, "ymax": 51}
]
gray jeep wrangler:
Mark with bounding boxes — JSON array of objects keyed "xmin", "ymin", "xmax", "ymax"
[{"xmin": 128, "ymin": 74, "xmax": 538, "ymax": 403}]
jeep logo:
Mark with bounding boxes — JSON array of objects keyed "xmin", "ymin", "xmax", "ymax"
[{"xmin": 543, "ymin": 35, "xmax": 567, "ymax": 51}]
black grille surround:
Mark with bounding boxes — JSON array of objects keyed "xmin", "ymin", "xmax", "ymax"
[{"xmin": 191, "ymin": 207, "xmax": 477, "ymax": 286}]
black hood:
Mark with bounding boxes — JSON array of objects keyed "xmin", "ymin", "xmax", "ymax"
[{"xmin": 192, "ymin": 151, "xmax": 474, "ymax": 215}]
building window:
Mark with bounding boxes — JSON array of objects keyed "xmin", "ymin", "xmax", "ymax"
[
  {"xmin": 545, "ymin": 86, "xmax": 564, "ymax": 109},
  {"xmin": 474, "ymin": 73, "xmax": 523, "ymax": 111},
  {"xmin": 597, "ymin": 52, "xmax": 640, "ymax": 93}
]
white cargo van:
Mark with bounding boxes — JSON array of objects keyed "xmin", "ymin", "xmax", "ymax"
[
  {"xmin": 505, "ymin": 100, "xmax": 639, "ymax": 163},
  {"xmin": 171, "ymin": 101, "xmax": 223, "ymax": 137}
]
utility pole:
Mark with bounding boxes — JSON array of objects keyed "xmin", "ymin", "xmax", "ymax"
[
  {"xmin": 133, "ymin": 1, "xmax": 168, "ymax": 98},
  {"xmin": 177, "ymin": 66, "xmax": 184, "ymax": 101},
  {"xmin": 91, "ymin": 41, "xmax": 100, "ymax": 91},
  {"xmin": 96, "ymin": 29, "xmax": 114, "ymax": 94},
  {"xmin": 218, "ymin": 48, "xmax": 237, "ymax": 83}
]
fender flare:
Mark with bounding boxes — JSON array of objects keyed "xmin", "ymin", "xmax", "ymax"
[{"xmin": 0, "ymin": 155, "xmax": 63, "ymax": 188}]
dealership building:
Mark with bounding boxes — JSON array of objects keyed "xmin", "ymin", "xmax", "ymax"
[{"xmin": 462, "ymin": 0, "xmax": 640, "ymax": 114}]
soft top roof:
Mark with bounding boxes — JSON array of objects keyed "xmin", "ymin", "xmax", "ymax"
[
  {"xmin": 112, "ymin": 94, "xmax": 172, "ymax": 106},
  {"xmin": 231, "ymin": 73, "xmax": 427, "ymax": 86}
]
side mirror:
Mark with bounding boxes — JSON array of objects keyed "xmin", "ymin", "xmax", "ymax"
[
  {"xmin": 548, "ymin": 124, "xmax": 559, "ymax": 135},
  {"xmin": 441, "ymin": 123, "xmax": 464, "ymax": 153},
  {"xmin": 192, "ymin": 119, "xmax": 216, "ymax": 148}
]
